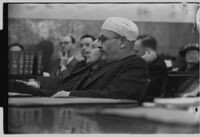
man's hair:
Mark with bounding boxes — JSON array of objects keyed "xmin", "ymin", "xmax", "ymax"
[
  {"xmin": 70, "ymin": 36, "xmax": 76, "ymax": 44},
  {"xmin": 137, "ymin": 34, "xmax": 157, "ymax": 50},
  {"xmin": 80, "ymin": 34, "xmax": 95, "ymax": 41}
]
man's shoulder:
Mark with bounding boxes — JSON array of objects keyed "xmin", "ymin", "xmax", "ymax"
[
  {"xmin": 150, "ymin": 56, "xmax": 167, "ymax": 69},
  {"xmin": 121, "ymin": 54, "xmax": 148, "ymax": 66}
]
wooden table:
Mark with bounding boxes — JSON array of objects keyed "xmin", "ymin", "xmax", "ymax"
[{"xmin": 7, "ymin": 97, "xmax": 199, "ymax": 134}]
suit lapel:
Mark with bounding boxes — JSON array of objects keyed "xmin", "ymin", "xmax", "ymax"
[
  {"xmin": 73, "ymin": 68, "xmax": 91, "ymax": 90},
  {"xmin": 65, "ymin": 58, "xmax": 74, "ymax": 72},
  {"xmin": 81, "ymin": 62, "xmax": 118, "ymax": 89},
  {"xmin": 62, "ymin": 63, "xmax": 92, "ymax": 81}
]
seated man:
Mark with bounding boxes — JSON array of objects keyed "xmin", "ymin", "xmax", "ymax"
[
  {"xmin": 58, "ymin": 34, "xmax": 96, "ymax": 78},
  {"xmin": 9, "ymin": 17, "xmax": 149, "ymax": 101},
  {"xmin": 134, "ymin": 35, "xmax": 168, "ymax": 99},
  {"xmin": 52, "ymin": 35, "xmax": 84, "ymax": 78},
  {"xmin": 9, "ymin": 40, "xmax": 103, "ymax": 96}
]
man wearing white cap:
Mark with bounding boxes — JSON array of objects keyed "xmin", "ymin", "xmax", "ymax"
[
  {"xmin": 53, "ymin": 17, "xmax": 149, "ymax": 100},
  {"xmin": 99, "ymin": 17, "xmax": 139, "ymax": 63},
  {"xmin": 9, "ymin": 17, "xmax": 149, "ymax": 101}
]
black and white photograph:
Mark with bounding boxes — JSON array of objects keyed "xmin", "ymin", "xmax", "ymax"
[{"xmin": 3, "ymin": 0, "xmax": 200, "ymax": 134}]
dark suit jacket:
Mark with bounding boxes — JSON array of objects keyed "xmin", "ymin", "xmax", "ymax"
[
  {"xmin": 67, "ymin": 55, "xmax": 149, "ymax": 100},
  {"xmin": 9, "ymin": 55, "xmax": 149, "ymax": 100},
  {"xmin": 175, "ymin": 72, "xmax": 199, "ymax": 97},
  {"xmin": 35, "ymin": 40, "xmax": 54, "ymax": 74},
  {"xmin": 51, "ymin": 57, "xmax": 85, "ymax": 78},
  {"xmin": 8, "ymin": 62, "xmax": 94, "ymax": 97},
  {"xmin": 144, "ymin": 56, "xmax": 168, "ymax": 99}
]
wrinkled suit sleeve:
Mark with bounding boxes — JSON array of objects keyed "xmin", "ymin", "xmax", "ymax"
[{"xmin": 69, "ymin": 59, "xmax": 149, "ymax": 100}]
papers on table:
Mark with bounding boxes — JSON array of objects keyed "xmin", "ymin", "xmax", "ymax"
[
  {"xmin": 154, "ymin": 97, "xmax": 200, "ymax": 109},
  {"xmin": 97, "ymin": 107, "xmax": 200, "ymax": 126},
  {"xmin": 8, "ymin": 97, "xmax": 137, "ymax": 106},
  {"xmin": 92, "ymin": 97, "xmax": 200, "ymax": 125},
  {"xmin": 8, "ymin": 92, "xmax": 32, "ymax": 97}
]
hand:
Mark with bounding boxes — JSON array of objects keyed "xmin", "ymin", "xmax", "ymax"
[
  {"xmin": 43, "ymin": 72, "xmax": 50, "ymax": 77},
  {"xmin": 141, "ymin": 50, "xmax": 157, "ymax": 64},
  {"xmin": 51, "ymin": 90, "xmax": 70, "ymax": 98},
  {"xmin": 60, "ymin": 58, "xmax": 68, "ymax": 71},
  {"xmin": 16, "ymin": 79, "xmax": 40, "ymax": 88},
  {"xmin": 60, "ymin": 64, "xmax": 67, "ymax": 71}
]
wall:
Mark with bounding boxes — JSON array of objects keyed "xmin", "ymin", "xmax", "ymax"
[{"xmin": 8, "ymin": 3, "xmax": 199, "ymax": 57}]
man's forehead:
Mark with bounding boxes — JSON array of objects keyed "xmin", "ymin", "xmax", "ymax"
[
  {"xmin": 61, "ymin": 36, "xmax": 71, "ymax": 42},
  {"xmin": 81, "ymin": 37, "xmax": 93, "ymax": 43},
  {"xmin": 187, "ymin": 49, "xmax": 199, "ymax": 53}
]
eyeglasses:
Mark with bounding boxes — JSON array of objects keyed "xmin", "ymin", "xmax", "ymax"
[{"xmin": 98, "ymin": 35, "xmax": 121, "ymax": 43}]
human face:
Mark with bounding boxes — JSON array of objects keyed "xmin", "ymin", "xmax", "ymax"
[
  {"xmin": 38, "ymin": 22, "xmax": 49, "ymax": 40},
  {"xmin": 98, "ymin": 30, "xmax": 121, "ymax": 62},
  {"xmin": 59, "ymin": 36, "xmax": 72, "ymax": 53},
  {"xmin": 80, "ymin": 37, "xmax": 94, "ymax": 58},
  {"xmin": 85, "ymin": 40, "xmax": 102, "ymax": 64},
  {"xmin": 134, "ymin": 39, "xmax": 146, "ymax": 57},
  {"xmin": 185, "ymin": 50, "xmax": 199, "ymax": 64}
]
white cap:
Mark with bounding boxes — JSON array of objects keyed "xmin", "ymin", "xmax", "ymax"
[{"xmin": 101, "ymin": 17, "xmax": 139, "ymax": 41}]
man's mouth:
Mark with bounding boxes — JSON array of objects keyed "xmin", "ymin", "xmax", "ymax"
[{"xmin": 100, "ymin": 49, "xmax": 106, "ymax": 54}]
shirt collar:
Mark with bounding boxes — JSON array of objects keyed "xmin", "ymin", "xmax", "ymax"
[{"xmin": 67, "ymin": 56, "xmax": 74, "ymax": 64}]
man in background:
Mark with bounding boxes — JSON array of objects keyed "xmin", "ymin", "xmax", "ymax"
[
  {"xmin": 134, "ymin": 35, "xmax": 168, "ymax": 100},
  {"xmin": 52, "ymin": 35, "xmax": 85, "ymax": 78},
  {"xmin": 79, "ymin": 34, "xmax": 96, "ymax": 59},
  {"xmin": 58, "ymin": 34, "xmax": 96, "ymax": 77},
  {"xmin": 35, "ymin": 22, "xmax": 54, "ymax": 75}
]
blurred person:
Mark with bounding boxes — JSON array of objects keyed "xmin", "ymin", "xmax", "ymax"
[
  {"xmin": 174, "ymin": 10, "xmax": 200, "ymax": 97},
  {"xmin": 174, "ymin": 47, "xmax": 199, "ymax": 97},
  {"xmin": 178, "ymin": 43, "xmax": 199, "ymax": 73},
  {"xmin": 173, "ymin": 43, "xmax": 199, "ymax": 73},
  {"xmin": 134, "ymin": 35, "xmax": 168, "ymax": 99},
  {"xmin": 52, "ymin": 35, "xmax": 85, "ymax": 78},
  {"xmin": 54, "ymin": 34, "xmax": 96, "ymax": 77},
  {"xmin": 35, "ymin": 22, "xmax": 54, "ymax": 75},
  {"xmin": 85, "ymin": 40, "xmax": 103, "ymax": 64},
  {"xmin": 79, "ymin": 34, "xmax": 96, "ymax": 60}
]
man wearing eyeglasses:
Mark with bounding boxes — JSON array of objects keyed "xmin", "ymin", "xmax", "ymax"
[
  {"xmin": 9, "ymin": 17, "xmax": 149, "ymax": 100},
  {"xmin": 52, "ymin": 17, "xmax": 149, "ymax": 100}
]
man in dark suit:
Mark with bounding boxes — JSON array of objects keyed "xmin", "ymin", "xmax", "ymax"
[
  {"xmin": 134, "ymin": 35, "xmax": 168, "ymax": 99},
  {"xmin": 52, "ymin": 17, "xmax": 149, "ymax": 100},
  {"xmin": 9, "ymin": 17, "xmax": 149, "ymax": 101}
]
